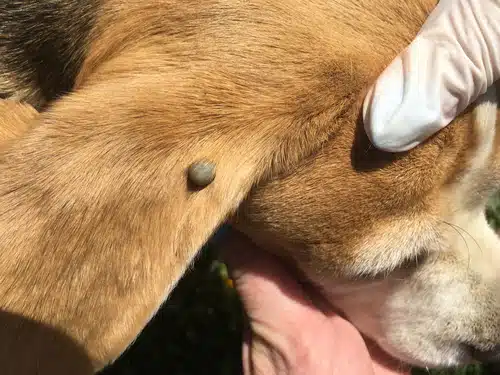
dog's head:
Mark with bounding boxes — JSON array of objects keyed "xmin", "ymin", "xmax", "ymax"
[
  {"xmin": 237, "ymin": 84, "xmax": 500, "ymax": 367},
  {"xmin": 231, "ymin": 7, "xmax": 500, "ymax": 372}
]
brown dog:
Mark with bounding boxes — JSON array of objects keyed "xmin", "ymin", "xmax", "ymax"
[{"xmin": 0, "ymin": 0, "xmax": 499, "ymax": 373}]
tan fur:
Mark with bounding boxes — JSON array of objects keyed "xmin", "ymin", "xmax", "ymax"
[
  {"xmin": 0, "ymin": 101, "xmax": 37, "ymax": 145},
  {"xmin": 0, "ymin": 0, "xmax": 500, "ymax": 373}
]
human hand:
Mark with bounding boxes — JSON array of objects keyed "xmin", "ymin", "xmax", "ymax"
[
  {"xmin": 363, "ymin": 0, "xmax": 500, "ymax": 152},
  {"xmin": 219, "ymin": 229, "xmax": 410, "ymax": 375}
]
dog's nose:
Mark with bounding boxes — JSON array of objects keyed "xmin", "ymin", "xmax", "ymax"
[{"xmin": 470, "ymin": 345, "xmax": 500, "ymax": 363}]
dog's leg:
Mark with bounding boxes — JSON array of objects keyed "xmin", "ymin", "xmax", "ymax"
[
  {"xmin": 0, "ymin": 100, "xmax": 98, "ymax": 374},
  {"xmin": 0, "ymin": 54, "xmax": 337, "ymax": 372}
]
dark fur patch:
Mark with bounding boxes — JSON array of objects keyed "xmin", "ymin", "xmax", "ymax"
[{"xmin": 0, "ymin": 0, "xmax": 101, "ymax": 106}]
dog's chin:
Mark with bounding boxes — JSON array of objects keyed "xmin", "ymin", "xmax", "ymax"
[{"xmin": 375, "ymin": 337, "xmax": 475, "ymax": 369}]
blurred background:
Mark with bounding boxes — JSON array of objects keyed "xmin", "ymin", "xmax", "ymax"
[{"xmin": 98, "ymin": 192, "xmax": 500, "ymax": 375}]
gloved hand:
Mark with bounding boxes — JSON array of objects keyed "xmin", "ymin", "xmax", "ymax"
[{"xmin": 363, "ymin": 0, "xmax": 500, "ymax": 152}]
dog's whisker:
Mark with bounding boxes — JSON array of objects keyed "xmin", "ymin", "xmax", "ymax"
[{"xmin": 440, "ymin": 220, "xmax": 479, "ymax": 276}]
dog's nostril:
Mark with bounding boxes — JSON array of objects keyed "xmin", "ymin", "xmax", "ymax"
[{"xmin": 470, "ymin": 345, "xmax": 500, "ymax": 363}]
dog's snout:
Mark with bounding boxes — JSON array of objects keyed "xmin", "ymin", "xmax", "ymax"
[{"xmin": 470, "ymin": 345, "xmax": 500, "ymax": 363}]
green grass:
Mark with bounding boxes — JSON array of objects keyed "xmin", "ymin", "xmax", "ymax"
[{"xmin": 99, "ymin": 193, "xmax": 500, "ymax": 375}]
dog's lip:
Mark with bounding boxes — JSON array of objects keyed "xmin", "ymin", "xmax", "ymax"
[
  {"xmin": 371, "ymin": 338, "xmax": 477, "ymax": 369},
  {"xmin": 362, "ymin": 336, "xmax": 411, "ymax": 373},
  {"xmin": 369, "ymin": 338, "xmax": 424, "ymax": 368}
]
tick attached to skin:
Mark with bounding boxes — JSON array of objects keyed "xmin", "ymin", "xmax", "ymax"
[{"xmin": 187, "ymin": 161, "xmax": 216, "ymax": 188}]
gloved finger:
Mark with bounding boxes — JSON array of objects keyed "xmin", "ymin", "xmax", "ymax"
[{"xmin": 363, "ymin": 0, "xmax": 500, "ymax": 152}]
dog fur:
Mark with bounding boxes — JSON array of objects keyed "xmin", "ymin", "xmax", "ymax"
[{"xmin": 1, "ymin": 0, "xmax": 500, "ymax": 373}]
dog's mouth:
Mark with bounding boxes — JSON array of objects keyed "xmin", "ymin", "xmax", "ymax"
[
  {"xmin": 376, "ymin": 339, "xmax": 474, "ymax": 369},
  {"xmin": 361, "ymin": 335, "xmax": 412, "ymax": 374},
  {"xmin": 386, "ymin": 341, "xmax": 500, "ymax": 369},
  {"xmin": 309, "ymin": 272, "xmax": 496, "ymax": 370}
]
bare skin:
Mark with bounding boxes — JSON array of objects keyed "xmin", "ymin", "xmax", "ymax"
[{"xmin": 220, "ymin": 230, "xmax": 410, "ymax": 375}]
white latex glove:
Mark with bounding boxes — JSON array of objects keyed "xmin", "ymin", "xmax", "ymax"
[{"xmin": 363, "ymin": 0, "xmax": 500, "ymax": 152}]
